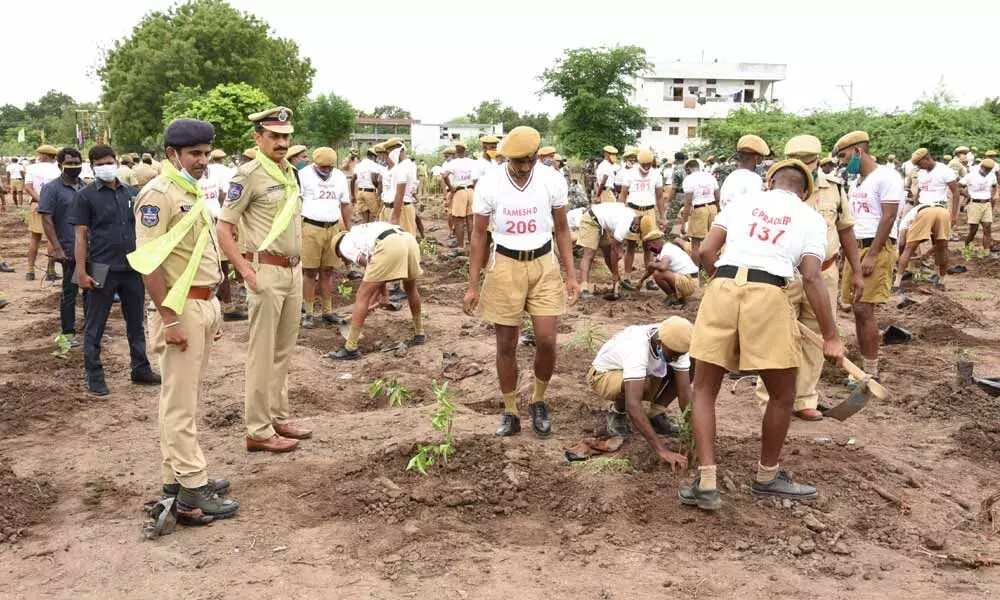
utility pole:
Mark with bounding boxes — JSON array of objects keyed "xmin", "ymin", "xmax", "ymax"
[{"xmin": 837, "ymin": 81, "xmax": 854, "ymax": 110}]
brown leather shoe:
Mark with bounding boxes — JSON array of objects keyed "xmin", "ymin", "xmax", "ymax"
[
  {"xmin": 274, "ymin": 422, "xmax": 313, "ymax": 439},
  {"xmin": 794, "ymin": 409, "xmax": 824, "ymax": 421},
  {"xmin": 246, "ymin": 434, "xmax": 299, "ymax": 453}
]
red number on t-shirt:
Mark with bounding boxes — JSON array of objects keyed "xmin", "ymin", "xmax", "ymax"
[
  {"xmin": 505, "ymin": 219, "xmax": 538, "ymax": 234},
  {"xmin": 318, "ymin": 190, "xmax": 336, "ymax": 200},
  {"xmin": 748, "ymin": 222, "xmax": 786, "ymax": 245}
]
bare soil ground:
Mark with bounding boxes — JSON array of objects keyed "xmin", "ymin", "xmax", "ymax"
[{"xmin": 2, "ymin": 203, "xmax": 1000, "ymax": 599}]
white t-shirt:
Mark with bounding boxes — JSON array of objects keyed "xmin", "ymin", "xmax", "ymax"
[
  {"xmin": 198, "ymin": 173, "xmax": 223, "ymax": 219},
  {"xmin": 614, "ymin": 164, "xmax": 634, "ymax": 188},
  {"xmin": 589, "ymin": 202, "xmax": 637, "ymax": 243},
  {"xmin": 25, "ymin": 161, "xmax": 61, "ymax": 195},
  {"xmin": 661, "ymin": 166, "xmax": 674, "ymax": 182},
  {"xmin": 713, "ymin": 189, "xmax": 827, "ymax": 279},
  {"xmin": 657, "ymin": 242, "xmax": 698, "ymax": 275},
  {"xmin": 960, "ymin": 168, "xmax": 996, "ymax": 200},
  {"xmin": 682, "ymin": 170, "xmax": 719, "ymax": 206},
  {"xmin": 719, "ymin": 168, "xmax": 763, "ymax": 210},
  {"xmin": 355, "ymin": 158, "xmax": 380, "ymax": 190},
  {"xmin": 442, "ymin": 157, "xmax": 479, "ymax": 188},
  {"xmin": 899, "ymin": 205, "xmax": 923, "ymax": 232},
  {"xmin": 5, "ymin": 163, "xmax": 24, "ymax": 179},
  {"xmin": 916, "ymin": 162, "xmax": 957, "ymax": 206},
  {"xmin": 624, "ymin": 168, "xmax": 663, "ymax": 208},
  {"xmin": 473, "ymin": 164, "xmax": 566, "ymax": 251},
  {"xmin": 596, "ymin": 160, "xmax": 618, "ymax": 190},
  {"xmin": 430, "ymin": 165, "xmax": 442, "ymax": 178},
  {"xmin": 387, "ymin": 159, "xmax": 417, "ymax": 204},
  {"xmin": 848, "ymin": 165, "xmax": 904, "ymax": 239},
  {"xmin": 300, "ymin": 166, "xmax": 351, "ymax": 222},
  {"xmin": 477, "ymin": 158, "xmax": 497, "ymax": 179},
  {"xmin": 567, "ymin": 207, "xmax": 586, "ymax": 229},
  {"xmin": 337, "ymin": 222, "xmax": 401, "ymax": 265},
  {"xmin": 592, "ymin": 324, "xmax": 691, "ymax": 381}
]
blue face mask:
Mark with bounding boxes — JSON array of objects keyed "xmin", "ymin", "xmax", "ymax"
[
  {"xmin": 655, "ymin": 345, "xmax": 667, "ymax": 363},
  {"xmin": 179, "ymin": 168, "xmax": 198, "ymax": 184},
  {"xmin": 845, "ymin": 155, "xmax": 862, "ymax": 175}
]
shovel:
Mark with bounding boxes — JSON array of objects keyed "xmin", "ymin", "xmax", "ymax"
[{"xmin": 797, "ymin": 323, "xmax": 889, "ymax": 421}]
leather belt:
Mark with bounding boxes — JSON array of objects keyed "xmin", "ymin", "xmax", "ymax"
[
  {"xmin": 383, "ymin": 202, "xmax": 413, "ymax": 208},
  {"xmin": 358, "ymin": 187, "xmax": 376, "ymax": 192},
  {"xmin": 714, "ymin": 265, "xmax": 786, "ymax": 287},
  {"xmin": 377, "ymin": 228, "xmax": 400, "ymax": 242},
  {"xmin": 243, "ymin": 252, "xmax": 300, "ymax": 267},
  {"xmin": 186, "ymin": 286, "xmax": 213, "ymax": 301},
  {"xmin": 453, "ymin": 185, "xmax": 473, "ymax": 191},
  {"xmin": 971, "ymin": 199, "xmax": 991, "ymax": 203},
  {"xmin": 857, "ymin": 238, "xmax": 897, "ymax": 249},
  {"xmin": 496, "ymin": 240, "xmax": 552, "ymax": 261},
  {"xmin": 627, "ymin": 202, "xmax": 654, "ymax": 211},
  {"xmin": 693, "ymin": 201, "xmax": 719, "ymax": 209},
  {"xmin": 821, "ymin": 256, "xmax": 838, "ymax": 271},
  {"xmin": 303, "ymin": 217, "xmax": 339, "ymax": 228}
]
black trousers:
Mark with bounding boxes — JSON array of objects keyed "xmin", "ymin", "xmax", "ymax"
[
  {"xmin": 59, "ymin": 259, "xmax": 85, "ymax": 335},
  {"xmin": 83, "ymin": 269, "xmax": 151, "ymax": 380}
]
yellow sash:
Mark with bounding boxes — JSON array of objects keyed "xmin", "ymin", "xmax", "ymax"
[{"xmin": 254, "ymin": 152, "xmax": 301, "ymax": 252}]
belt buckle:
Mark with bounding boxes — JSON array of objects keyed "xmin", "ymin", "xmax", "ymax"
[
  {"xmin": 518, "ymin": 249, "xmax": 531, "ymax": 261},
  {"xmin": 734, "ymin": 265, "xmax": 749, "ymax": 286},
  {"xmin": 289, "ymin": 256, "xmax": 300, "ymax": 267}
]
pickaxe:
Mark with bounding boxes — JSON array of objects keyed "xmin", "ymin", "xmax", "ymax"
[{"xmin": 797, "ymin": 323, "xmax": 888, "ymax": 421}]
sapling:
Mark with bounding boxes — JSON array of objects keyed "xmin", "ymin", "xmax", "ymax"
[
  {"xmin": 407, "ymin": 380, "xmax": 457, "ymax": 475},
  {"xmin": 368, "ymin": 377, "xmax": 412, "ymax": 408},
  {"xmin": 51, "ymin": 333, "xmax": 72, "ymax": 359},
  {"xmin": 337, "ymin": 279, "xmax": 354, "ymax": 300},
  {"xmin": 564, "ymin": 321, "xmax": 607, "ymax": 353}
]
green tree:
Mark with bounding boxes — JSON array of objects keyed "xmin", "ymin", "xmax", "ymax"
[
  {"xmin": 23, "ymin": 91, "xmax": 76, "ymax": 121},
  {"xmin": 368, "ymin": 105, "xmax": 412, "ymax": 119},
  {"xmin": 299, "ymin": 93, "xmax": 357, "ymax": 147},
  {"xmin": 540, "ymin": 46, "xmax": 650, "ymax": 157},
  {"xmin": 467, "ymin": 100, "xmax": 519, "ymax": 126},
  {"xmin": 98, "ymin": 0, "xmax": 314, "ymax": 148},
  {"xmin": 161, "ymin": 82, "xmax": 271, "ymax": 155}
]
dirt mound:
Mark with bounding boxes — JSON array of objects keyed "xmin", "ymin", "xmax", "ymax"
[
  {"xmin": 906, "ymin": 294, "xmax": 983, "ymax": 327},
  {"xmin": 202, "ymin": 401, "xmax": 242, "ymax": 429},
  {"xmin": 0, "ymin": 458, "xmax": 56, "ymax": 543},
  {"xmin": 917, "ymin": 323, "xmax": 992, "ymax": 346},
  {"xmin": 902, "ymin": 380, "xmax": 1000, "ymax": 421},
  {"xmin": 951, "ymin": 421, "xmax": 1000, "ymax": 464}
]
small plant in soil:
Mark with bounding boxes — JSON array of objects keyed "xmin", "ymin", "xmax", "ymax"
[
  {"xmin": 51, "ymin": 333, "xmax": 72, "ymax": 359},
  {"xmin": 368, "ymin": 377, "xmax": 412, "ymax": 408},
  {"xmin": 337, "ymin": 279, "xmax": 354, "ymax": 300},
  {"xmin": 564, "ymin": 321, "xmax": 607, "ymax": 353},
  {"xmin": 419, "ymin": 237, "xmax": 439, "ymax": 257},
  {"xmin": 960, "ymin": 244, "xmax": 975, "ymax": 262},
  {"xmin": 407, "ymin": 380, "xmax": 456, "ymax": 475},
  {"xmin": 677, "ymin": 405, "xmax": 695, "ymax": 468}
]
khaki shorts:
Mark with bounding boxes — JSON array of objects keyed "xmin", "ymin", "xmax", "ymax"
[
  {"xmin": 451, "ymin": 188, "xmax": 473, "ymax": 218},
  {"xmin": 629, "ymin": 206, "xmax": 656, "ymax": 221},
  {"xmin": 690, "ymin": 273, "xmax": 800, "ymax": 372},
  {"xmin": 673, "ymin": 272, "xmax": 699, "ymax": 298},
  {"xmin": 967, "ymin": 201, "xmax": 993, "ymax": 225},
  {"xmin": 907, "ymin": 206, "xmax": 951, "ymax": 243},
  {"xmin": 357, "ymin": 190, "xmax": 380, "ymax": 216},
  {"xmin": 11, "ymin": 180, "xmax": 24, "ymax": 192},
  {"xmin": 599, "ymin": 190, "xmax": 616, "ymax": 203},
  {"xmin": 687, "ymin": 203, "xmax": 718, "ymax": 239},
  {"xmin": 576, "ymin": 214, "xmax": 603, "ymax": 250},
  {"xmin": 28, "ymin": 205, "xmax": 44, "ymax": 234},
  {"xmin": 841, "ymin": 243, "xmax": 895, "ymax": 305},
  {"xmin": 587, "ymin": 368, "xmax": 658, "ymax": 402},
  {"xmin": 364, "ymin": 232, "xmax": 422, "ymax": 282},
  {"xmin": 379, "ymin": 203, "xmax": 418, "ymax": 237},
  {"xmin": 480, "ymin": 252, "xmax": 565, "ymax": 326},
  {"xmin": 301, "ymin": 221, "xmax": 344, "ymax": 269}
]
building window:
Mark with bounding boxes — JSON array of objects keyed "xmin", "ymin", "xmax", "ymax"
[
  {"xmin": 706, "ymin": 78, "xmax": 717, "ymax": 84},
  {"xmin": 706, "ymin": 87, "xmax": 717, "ymax": 97},
  {"xmin": 651, "ymin": 124, "xmax": 662, "ymax": 132},
  {"xmin": 673, "ymin": 78, "xmax": 684, "ymax": 83},
  {"xmin": 744, "ymin": 89, "xmax": 755, "ymax": 102},
  {"xmin": 687, "ymin": 126, "xmax": 697, "ymax": 138},
  {"xmin": 668, "ymin": 117, "xmax": 679, "ymax": 123},
  {"xmin": 668, "ymin": 126, "xmax": 679, "ymax": 136},
  {"xmin": 744, "ymin": 80, "xmax": 756, "ymax": 85},
  {"xmin": 688, "ymin": 85, "xmax": 700, "ymax": 95},
  {"xmin": 672, "ymin": 86, "xmax": 683, "ymax": 101}
]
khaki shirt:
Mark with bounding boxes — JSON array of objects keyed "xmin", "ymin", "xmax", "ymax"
[
  {"xmin": 133, "ymin": 163, "xmax": 157, "ymax": 187},
  {"xmin": 219, "ymin": 159, "xmax": 302, "ymax": 257},
  {"xmin": 806, "ymin": 171, "xmax": 854, "ymax": 260},
  {"xmin": 151, "ymin": 159, "xmax": 163, "ymax": 174},
  {"xmin": 947, "ymin": 158, "xmax": 967, "ymax": 179},
  {"xmin": 116, "ymin": 165, "xmax": 136, "ymax": 187},
  {"xmin": 134, "ymin": 175, "xmax": 223, "ymax": 288}
]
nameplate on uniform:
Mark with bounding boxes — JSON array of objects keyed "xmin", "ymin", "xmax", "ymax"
[
  {"xmin": 227, "ymin": 183, "xmax": 243, "ymax": 202},
  {"xmin": 140, "ymin": 205, "xmax": 159, "ymax": 227},
  {"xmin": 266, "ymin": 184, "xmax": 284, "ymax": 193},
  {"xmin": 180, "ymin": 204, "xmax": 193, "ymax": 212}
]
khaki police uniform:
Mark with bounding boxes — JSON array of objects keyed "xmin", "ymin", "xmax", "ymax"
[
  {"xmin": 135, "ymin": 175, "xmax": 224, "ymax": 488},
  {"xmin": 134, "ymin": 162, "xmax": 158, "ymax": 187},
  {"xmin": 906, "ymin": 205, "xmax": 951, "ymax": 243},
  {"xmin": 219, "ymin": 108, "xmax": 304, "ymax": 442}
]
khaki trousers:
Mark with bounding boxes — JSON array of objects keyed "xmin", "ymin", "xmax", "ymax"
[
  {"xmin": 245, "ymin": 263, "xmax": 303, "ymax": 440},
  {"xmin": 151, "ymin": 297, "xmax": 221, "ymax": 487},
  {"xmin": 755, "ymin": 265, "xmax": 838, "ymax": 412}
]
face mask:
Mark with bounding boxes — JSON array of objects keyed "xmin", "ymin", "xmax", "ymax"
[
  {"xmin": 62, "ymin": 166, "xmax": 82, "ymax": 179},
  {"xmin": 94, "ymin": 164, "xmax": 117, "ymax": 182},
  {"xmin": 542, "ymin": 159, "xmax": 553, "ymax": 167},
  {"xmin": 845, "ymin": 154, "xmax": 862, "ymax": 175},
  {"xmin": 179, "ymin": 168, "xmax": 198, "ymax": 185},
  {"xmin": 656, "ymin": 346, "xmax": 667, "ymax": 363},
  {"xmin": 295, "ymin": 160, "xmax": 308, "ymax": 170},
  {"xmin": 608, "ymin": 156, "xmax": 617, "ymax": 164},
  {"xmin": 314, "ymin": 166, "xmax": 331, "ymax": 180}
]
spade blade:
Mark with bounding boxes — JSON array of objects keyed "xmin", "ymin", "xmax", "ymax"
[{"xmin": 823, "ymin": 383, "xmax": 870, "ymax": 421}]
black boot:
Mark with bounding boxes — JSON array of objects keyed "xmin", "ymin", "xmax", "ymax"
[
  {"xmin": 495, "ymin": 413, "xmax": 521, "ymax": 437},
  {"xmin": 529, "ymin": 402, "xmax": 552, "ymax": 438}
]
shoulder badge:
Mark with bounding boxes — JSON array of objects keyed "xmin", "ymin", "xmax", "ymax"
[
  {"xmin": 227, "ymin": 183, "xmax": 244, "ymax": 203},
  {"xmin": 139, "ymin": 205, "xmax": 160, "ymax": 227}
]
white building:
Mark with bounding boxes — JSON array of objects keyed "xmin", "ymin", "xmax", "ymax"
[
  {"xmin": 634, "ymin": 61, "xmax": 786, "ymax": 157},
  {"xmin": 411, "ymin": 122, "xmax": 504, "ymax": 155}
]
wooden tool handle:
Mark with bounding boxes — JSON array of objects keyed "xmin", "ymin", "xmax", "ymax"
[{"xmin": 797, "ymin": 322, "xmax": 888, "ymax": 400}]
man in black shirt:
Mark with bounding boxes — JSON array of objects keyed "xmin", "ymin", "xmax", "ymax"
[{"xmin": 70, "ymin": 145, "xmax": 160, "ymax": 396}]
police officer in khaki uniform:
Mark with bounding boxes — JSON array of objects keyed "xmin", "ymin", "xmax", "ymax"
[
  {"xmin": 217, "ymin": 107, "xmax": 311, "ymax": 453},
  {"xmin": 129, "ymin": 118, "xmax": 238, "ymax": 518},
  {"xmin": 133, "ymin": 154, "xmax": 158, "ymax": 187},
  {"xmin": 949, "ymin": 147, "xmax": 969, "ymax": 179},
  {"xmin": 755, "ymin": 135, "xmax": 864, "ymax": 421}
]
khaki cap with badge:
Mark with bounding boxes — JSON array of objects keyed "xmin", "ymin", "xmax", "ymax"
[
  {"xmin": 602, "ymin": 145, "xmax": 618, "ymax": 155},
  {"xmin": 637, "ymin": 149, "xmax": 655, "ymax": 164},
  {"xmin": 499, "ymin": 127, "xmax": 541, "ymax": 159},
  {"xmin": 455, "ymin": 141, "xmax": 468, "ymax": 150},
  {"xmin": 622, "ymin": 148, "xmax": 638, "ymax": 159},
  {"xmin": 287, "ymin": 144, "xmax": 307, "ymax": 158},
  {"xmin": 766, "ymin": 159, "xmax": 816, "ymax": 199},
  {"xmin": 211, "ymin": 149, "xmax": 227, "ymax": 159},
  {"xmin": 658, "ymin": 316, "xmax": 694, "ymax": 354},
  {"xmin": 981, "ymin": 158, "xmax": 996, "ymax": 170},
  {"xmin": 242, "ymin": 147, "xmax": 258, "ymax": 160},
  {"xmin": 954, "ymin": 146, "xmax": 970, "ymax": 154},
  {"xmin": 36, "ymin": 144, "xmax": 59, "ymax": 156},
  {"xmin": 383, "ymin": 138, "xmax": 404, "ymax": 151},
  {"xmin": 783, "ymin": 135, "xmax": 821, "ymax": 160},
  {"xmin": 539, "ymin": 146, "xmax": 557, "ymax": 157},
  {"xmin": 910, "ymin": 148, "xmax": 929, "ymax": 164},
  {"xmin": 248, "ymin": 106, "xmax": 294, "ymax": 134},
  {"xmin": 479, "ymin": 135, "xmax": 500, "ymax": 144}
]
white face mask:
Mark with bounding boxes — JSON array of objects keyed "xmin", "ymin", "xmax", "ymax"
[{"xmin": 94, "ymin": 164, "xmax": 118, "ymax": 182}]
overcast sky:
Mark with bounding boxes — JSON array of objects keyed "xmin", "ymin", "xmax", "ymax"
[{"xmin": 0, "ymin": 0, "xmax": 988, "ymax": 122}]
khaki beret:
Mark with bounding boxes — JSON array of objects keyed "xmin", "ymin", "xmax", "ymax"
[
  {"xmin": 243, "ymin": 147, "xmax": 258, "ymax": 160},
  {"xmin": 971, "ymin": 146, "xmax": 978, "ymax": 152},
  {"xmin": 373, "ymin": 143, "xmax": 386, "ymax": 153},
  {"xmin": 955, "ymin": 146, "xmax": 970, "ymax": 154},
  {"xmin": 737, "ymin": 134, "xmax": 770, "ymax": 156},
  {"xmin": 383, "ymin": 137, "xmax": 404, "ymax": 151},
  {"xmin": 36, "ymin": 144, "xmax": 59, "ymax": 156},
  {"xmin": 706, "ymin": 155, "xmax": 716, "ymax": 161},
  {"xmin": 287, "ymin": 145, "xmax": 307, "ymax": 158},
  {"xmin": 602, "ymin": 145, "xmax": 618, "ymax": 155},
  {"xmin": 312, "ymin": 147, "xmax": 337, "ymax": 167},
  {"xmin": 639, "ymin": 213, "xmax": 663, "ymax": 242},
  {"xmin": 783, "ymin": 134, "xmax": 821, "ymax": 159},
  {"xmin": 210, "ymin": 149, "xmax": 227, "ymax": 159},
  {"xmin": 141, "ymin": 153, "xmax": 153, "ymax": 161},
  {"xmin": 981, "ymin": 158, "xmax": 996, "ymax": 170},
  {"xmin": 538, "ymin": 146, "xmax": 557, "ymax": 157},
  {"xmin": 499, "ymin": 126, "xmax": 541, "ymax": 159},
  {"xmin": 455, "ymin": 141, "xmax": 468, "ymax": 150},
  {"xmin": 986, "ymin": 150, "xmax": 997, "ymax": 157},
  {"xmin": 832, "ymin": 131, "xmax": 869, "ymax": 156},
  {"xmin": 886, "ymin": 154, "xmax": 896, "ymax": 161},
  {"xmin": 766, "ymin": 159, "xmax": 816, "ymax": 199},
  {"xmin": 658, "ymin": 316, "xmax": 694, "ymax": 354},
  {"xmin": 553, "ymin": 153, "xmax": 562, "ymax": 162},
  {"xmin": 248, "ymin": 106, "xmax": 294, "ymax": 134},
  {"xmin": 479, "ymin": 135, "xmax": 500, "ymax": 144},
  {"xmin": 637, "ymin": 149, "xmax": 655, "ymax": 164},
  {"xmin": 819, "ymin": 157, "xmax": 834, "ymax": 166},
  {"xmin": 443, "ymin": 146, "xmax": 455, "ymax": 155},
  {"xmin": 623, "ymin": 148, "xmax": 638, "ymax": 159},
  {"xmin": 943, "ymin": 154, "xmax": 952, "ymax": 162},
  {"xmin": 910, "ymin": 148, "xmax": 929, "ymax": 164}
]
